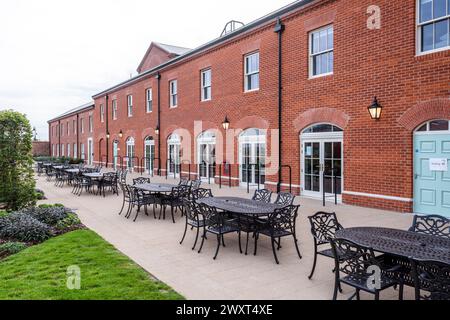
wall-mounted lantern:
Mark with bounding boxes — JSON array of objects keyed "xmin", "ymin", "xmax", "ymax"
[
  {"xmin": 222, "ymin": 116, "xmax": 230, "ymax": 130},
  {"xmin": 119, "ymin": 130, "xmax": 123, "ymax": 139},
  {"xmin": 106, "ymin": 132, "xmax": 110, "ymax": 140},
  {"xmin": 155, "ymin": 125, "xmax": 160, "ymax": 135},
  {"xmin": 368, "ymin": 97, "xmax": 382, "ymax": 120}
]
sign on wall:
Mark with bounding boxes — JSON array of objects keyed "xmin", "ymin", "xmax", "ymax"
[{"xmin": 429, "ymin": 158, "xmax": 448, "ymax": 172}]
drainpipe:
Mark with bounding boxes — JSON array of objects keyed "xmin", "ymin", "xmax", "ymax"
[
  {"xmin": 58, "ymin": 120, "xmax": 61, "ymax": 157},
  {"xmin": 105, "ymin": 95, "xmax": 109, "ymax": 168},
  {"xmin": 76, "ymin": 114, "xmax": 80, "ymax": 159},
  {"xmin": 156, "ymin": 72, "xmax": 161, "ymax": 175},
  {"xmin": 274, "ymin": 17, "xmax": 285, "ymax": 194}
]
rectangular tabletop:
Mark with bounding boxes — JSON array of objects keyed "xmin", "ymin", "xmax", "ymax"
[
  {"xmin": 134, "ymin": 183, "xmax": 176, "ymax": 193},
  {"xmin": 83, "ymin": 173, "xmax": 104, "ymax": 179},
  {"xmin": 198, "ymin": 197, "xmax": 282, "ymax": 215},
  {"xmin": 65, "ymin": 169, "xmax": 80, "ymax": 173}
]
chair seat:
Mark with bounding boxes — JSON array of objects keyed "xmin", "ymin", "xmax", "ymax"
[
  {"xmin": 317, "ymin": 248, "xmax": 335, "ymax": 258},
  {"xmin": 206, "ymin": 224, "xmax": 239, "ymax": 235},
  {"xmin": 187, "ymin": 219, "xmax": 206, "ymax": 228},
  {"xmin": 341, "ymin": 274, "xmax": 398, "ymax": 293},
  {"xmin": 258, "ymin": 228, "xmax": 293, "ymax": 238}
]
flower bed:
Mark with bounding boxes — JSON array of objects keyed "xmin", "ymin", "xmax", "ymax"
[{"xmin": 0, "ymin": 204, "xmax": 83, "ymax": 260}]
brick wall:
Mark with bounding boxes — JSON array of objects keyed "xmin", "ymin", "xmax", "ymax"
[
  {"xmin": 32, "ymin": 141, "xmax": 50, "ymax": 157},
  {"xmin": 56, "ymin": 0, "xmax": 450, "ymax": 213}
]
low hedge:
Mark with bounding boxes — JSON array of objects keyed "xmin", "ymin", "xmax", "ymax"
[{"xmin": 0, "ymin": 212, "xmax": 53, "ymax": 243}]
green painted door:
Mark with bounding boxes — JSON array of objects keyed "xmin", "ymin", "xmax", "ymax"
[{"xmin": 414, "ymin": 134, "xmax": 450, "ymax": 217}]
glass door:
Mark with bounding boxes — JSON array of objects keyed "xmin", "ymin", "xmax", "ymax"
[
  {"xmin": 168, "ymin": 144, "xmax": 181, "ymax": 176},
  {"xmin": 302, "ymin": 140, "xmax": 342, "ymax": 198},
  {"xmin": 240, "ymin": 142, "xmax": 266, "ymax": 186},
  {"xmin": 144, "ymin": 140, "xmax": 155, "ymax": 174},
  {"xmin": 113, "ymin": 141, "xmax": 118, "ymax": 170},
  {"xmin": 198, "ymin": 143, "xmax": 216, "ymax": 181},
  {"xmin": 126, "ymin": 139, "xmax": 135, "ymax": 172}
]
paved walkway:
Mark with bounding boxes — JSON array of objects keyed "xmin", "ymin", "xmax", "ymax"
[{"xmin": 36, "ymin": 173, "xmax": 416, "ymax": 300}]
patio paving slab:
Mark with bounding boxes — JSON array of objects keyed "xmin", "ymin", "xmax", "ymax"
[{"xmin": 35, "ymin": 172, "xmax": 416, "ymax": 300}]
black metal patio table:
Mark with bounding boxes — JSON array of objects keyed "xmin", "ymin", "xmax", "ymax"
[
  {"xmin": 134, "ymin": 183, "xmax": 176, "ymax": 194},
  {"xmin": 197, "ymin": 197, "xmax": 282, "ymax": 216},
  {"xmin": 335, "ymin": 227, "xmax": 450, "ymax": 264},
  {"xmin": 83, "ymin": 172, "xmax": 104, "ymax": 179}
]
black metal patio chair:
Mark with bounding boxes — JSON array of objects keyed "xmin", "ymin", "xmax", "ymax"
[
  {"xmin": 330, "ymin": 238, "xmax": 403, "ymax": 300},
  {"xmin": 133, "ymin": 177, "xmax": 151, "ymax": 185},
  {"xmin": 197, "ymin": 203, "xmax": 240, "ymax": 260},
  {"xmin": 307, "ymin": 212, "xmax": 343, "ymax": 280},
  {"xmin": 252, "ymin": 189, "xmax": 272, "ymax": 203},
  {"xmin": 190, "ymin": 179, "xmax": 202, "ymax": 190},
  {"xmin": 274, "ymin": 192, "xmax": 295, "ymax": 206},
  {"xmin": 254, "ymin": 205, "xmax": 302, "ymax": 264},
  {"xmin": 408, "ymin": 214, "xmax": 450, "ymax": 239},
  {"xmin": 159, "ymin": 185, "xmax": 191, "ymax": 223},
  {"xmin": 410, "ymin": 258, "xmax": 450, "ymax": 300},
  {"xmin": 100, "ymin": 172, "xmax": 119, "ymax": 197},
  {"xmin": 180, "ymin": 199, "xmax": 207, "ymax": 250},
  {"xmin": 191, "ymin": 188, "xmax": 213, "ymax": 202},
  {"xmin": 126, "ymin": 186, "xmax": 158, "ymax": 222}
]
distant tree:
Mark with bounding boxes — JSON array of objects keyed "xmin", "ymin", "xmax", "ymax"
[{"xmin": 0, "ymin": 110, "xmax": 36, "ymax": 210}]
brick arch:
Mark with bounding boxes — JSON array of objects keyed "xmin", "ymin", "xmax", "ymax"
[
  {"xmin": 141, "ymin": 127, "xmax": 157, "ymax": 140},
  {"xmin": 163, "ymin": 125, "xmax": 183, "ymax": 141},
  {"xmin": 398, "ymin": 99, "xmax": 450, "ymax": 132},
  {"xmin": 97, "ymin": 133, "xmax": 107, "ymax": 141},
  {"xmin": 293, "ymin": 107, "xmax": 350, "ymax": 132},
  {"xmin": 124, "ymin": 130, "xmax": 137, "ymax": 141},
  {"xmin": 194, "ymin": 121, "xmax": 220, "ymax": 140},
  {"xmin": 234, "ymin": 115, "xmax": 270, "ymax": 131}
]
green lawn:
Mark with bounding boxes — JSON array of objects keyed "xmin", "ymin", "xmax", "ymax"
[{"xmin": 0, "ymin": 230, "xmax": 184, "ymax": 300}]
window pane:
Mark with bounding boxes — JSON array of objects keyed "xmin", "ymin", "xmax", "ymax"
[
  {"xmin": 327, "ymin": 27, "xmax": 334, "ymax": 50},
  {"xmin": 319, "ymin": 30, "xmax": 327, "ymax": 52},
  {"xmin": 417, "ymin": 123, "xmax": 428, "ymax": 131},
  {"xmin": 434, "ymin": 0, "xmax": 447, "ymax": 18},
  {"xmin": 313, "ymin": 32, "xmax": 320, "ymax": 54},
  {"xmin": 313, "ymin": 55, "xmax": 320, "ymax": 75},
  {"xmin": 420, "ymin": 0, "xmax": 433, "ymax": 22},
  {"xmin": 321, "ymin": 53, "xmax": 328, "ymax": 73},
  {"xmin": 313, "ymin": 124, "xmax": 333, "ymax": 132},
  {"xmin": 429, "ymin": 120, "xmax": 449, "ymax": 130},
  {"xmin": 435, "ymin": 19, "xmax": 449, "ymax": 48},
  {"xmin": 422, "ymin": 23, "xmax": 434, "ymax": 51}
]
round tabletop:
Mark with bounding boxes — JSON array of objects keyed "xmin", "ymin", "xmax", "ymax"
[
  {"xmin": 198, "ymin": 197, "xmax": 282, "ymax": 215},
  {"xmin": 83, "ymin": 172, "xmax": 104, "ymax": 178},
  {"xmin": 134, "ymin": 183, "xmax": 175, "ymax": 193},
  {"xmin": 336, "ymin": 227, "xmax": 450, "ymax": 264}
]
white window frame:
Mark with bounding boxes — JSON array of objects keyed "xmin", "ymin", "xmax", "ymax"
[
  {"xmin": 170, "ymin": 80, "xmax": 178, "ymax": 108},
  {"xmin": 112, "ymin": 100, "xmax": 118, "ymax": 120},
  {"xmin": 67, "ymin": 121, "xmax": 70, "ymax": 136},
  {"xmin": 416, "ymin": 0, "xmax": 450, "ymax": 55},
  {"xmin": 244, "ymin": 52, "xmax": 260, "ymax": 92},
  {"xmin": 100, "ymin": 104, "xmax": 104, "ymax": 123},
  {"xmin": 146, "ymin": 88, "xmax": 153, "ymax": 113},
  {"xmin": 61, "ymin": 144, "xmax": 65, "ymax": 157},
  {"xmin": 309, "ymin": 25, "xmax": 334, "ymax": 78},
  {"xmin": 127, "ymin": 95, "xmax": 133, "ymax": 117},
  {"xmin": 81, "ymin": 118, "xmax": 84, "ymax": 133},
  {"xmin": 73, "ymin": 143, "xmax": 77, "ymax": 159},
  {"xmin": 67, "ymin": 143, "xmax": 71, "ymax": 158},
  {"xmin": 61, "ymin": 123, "xmax": 64, "ymax": 136},
  {"xmin": 73, "ymin": 120, "xmax": 76, "ymax": 135},
  {"xmin": 89, "ymin": 115, "xmax": 93, "ymax": 133},
  {"xmin": 201, "ymin": 69, "xmax": 212, "ymax": 101}
]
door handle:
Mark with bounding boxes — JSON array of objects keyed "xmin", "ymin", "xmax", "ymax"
[{"xmin": 415, "ymin": 174, "xmax": 420, "ymax": 179}]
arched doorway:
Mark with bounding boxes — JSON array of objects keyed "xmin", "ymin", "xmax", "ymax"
[
  {"xmin": 126, "ymin": 137, "xmax": 135, "ymax": 172},
  {"xmin": 167, "ymin": 133, "xmax": 181, "ymax": 177},
  {"xmin": 239, "ymin": 128, "xmax": 266, "ymax": 187},
  {"xmin": 197, "ymin": 131, "xmax": 216, "ymax": 182},
  {"xmin": 414, "ymin": 119, "xmax": 450, "ymax": 217},
  {"xmin": 300, "ymin": 123, "xmax": 343, "ymax": 199},
  {"xmin": 144, "ymin": 136, "xmax": 155, "ymax": 174}
]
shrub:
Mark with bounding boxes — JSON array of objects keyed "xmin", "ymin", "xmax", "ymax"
[
  {"xmin": 0, "ymin": 210, "xmax": 9, "ymax": 218},
  {"xmin": 0, "ymin": 242, "xmax": 27, "ymax": 255},
  {"xmin": 0, "ymin": 110, "xmax": 36, "ymax": 211},
  {"xmin": 21, "ymin": 206, "xmax": 69, "ymax": 226},
  {"xmin": 35, "ymin": 189, "xmax": 46, "ymax": 200},
  {"xmin": 55, "ymin": 213, "xmax": 82, "ymax": 231},
  {"xmin": 0, "ymin": 212, "xmax": 52, "ymax": 243}
]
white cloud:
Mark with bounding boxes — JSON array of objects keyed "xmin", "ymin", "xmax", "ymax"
[{"xmin": 0, "ymin": 0, "xmax": 295, "ymax": 140}]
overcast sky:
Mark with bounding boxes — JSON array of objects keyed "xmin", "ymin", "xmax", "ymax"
[{"xmin": 0, "ymin": 0, "xmax": 294, "ymax": 140}]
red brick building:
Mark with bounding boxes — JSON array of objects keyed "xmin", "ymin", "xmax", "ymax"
[
  {"xmin": 49, "ymin": 0, "xmax": 450, "ymax": 215},
  {"xmin": 48, "ymin": 102, "xmax": 95, "ymax": 163}
]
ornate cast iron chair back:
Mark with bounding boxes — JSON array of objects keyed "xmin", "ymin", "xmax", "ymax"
[
  {"xmin": 409, "ymin": 214, "xmax": 450, "ymax": 239},
  {"xmin": 308, "ymin": 212, "xmax": 343, "ymax": 245},
  {"xmin": 133, "ymin": 177, "xmax": 151, "ymax": 185},
  {"xmin": 252, "ymin": 189, "xmax": 273, "ymax": 203},
  {"xmin": 274, "ymin": 192, "xmax": 295, "ymax": 207},
  {"xmin": 267, "ymin": 205, "xmax": 300, "ymax": 235},
  {"xmin": 191, "ymin": 188, "xmax": 213, "ymax": 202},
  {"xmin": 410, "ymin": 259, "xmax": 450, "ymax": 300}
]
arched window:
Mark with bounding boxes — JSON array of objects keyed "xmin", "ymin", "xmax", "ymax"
[
  {"xmin": 415, "ymin": 120, "xmax": 450, "ymax": 132},
  {"xmin": 302, "ymin": 123, "xmax": 343, "ymax": 134}
]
